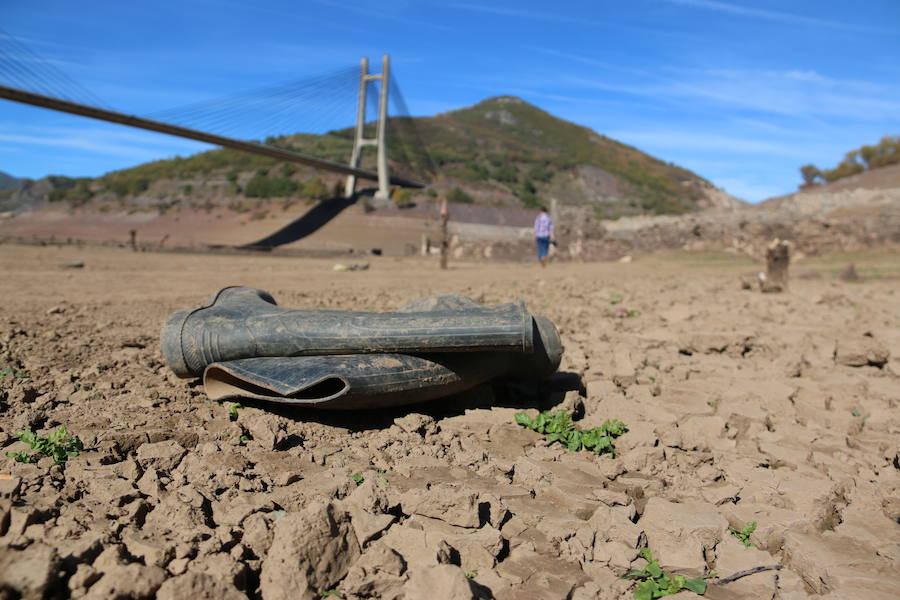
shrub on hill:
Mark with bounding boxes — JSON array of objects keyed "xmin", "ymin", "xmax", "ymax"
[
  {"xmin": 800, "ymin": 135, "xmax": 900, "ymax": 187},
  {"xmin": 447, "ymin": 187, "xmax": 474, "ymax": 204}
]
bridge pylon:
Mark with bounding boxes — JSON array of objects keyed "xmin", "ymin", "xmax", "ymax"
[{"xmin": 345, "ymin": 55, "xmax": 391, "ymax": 200}]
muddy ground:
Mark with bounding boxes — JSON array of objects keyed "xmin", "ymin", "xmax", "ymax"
[{"xmin": 1, "ymin": 245, "xmax": 898, "ymax": 600}]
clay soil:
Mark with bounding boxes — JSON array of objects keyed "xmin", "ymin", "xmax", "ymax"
[{"xmin": 1, "ymin": 244, "xmax": 898, "ymax": 600}]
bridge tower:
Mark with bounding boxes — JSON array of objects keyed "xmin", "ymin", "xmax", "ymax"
[{"xmin": 345, "ymin": 55, "xmax": 391, "ymax": 200}]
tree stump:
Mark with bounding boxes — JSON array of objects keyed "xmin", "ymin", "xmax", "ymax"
[{"xmin": 760, "ymin": 238, "xmax": 790, "ymax": 292}]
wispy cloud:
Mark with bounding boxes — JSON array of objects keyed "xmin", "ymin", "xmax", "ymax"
[
  {"xmin": 0, "ymin": 125, "xmax": 209, "ymax": 160},
  {"xmin": 566, "ymin": 68, "xmax": 900, "ymax": 121},
  {"xmin": 442, "ymin": 2, "xmax": 698, "ymax": 39},
  {"xmin": 442, "ymin": 2, "xmax": 598, "ymax": 25},
  {"xmin": 603, "ymin": 129, "xmax": 806, "ymax": 158},
  {"xmin": 710, "ymin": 176, "xmax": 786, "ymax": 203},
  {"xmin": 661, "ymin": 0, "xmax": 900, "ymax": 35},
  {"xmin": 311, "ymin": 0, "xmax": 451, "ymax": 31}
]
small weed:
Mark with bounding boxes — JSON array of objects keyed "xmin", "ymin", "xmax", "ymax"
[
  {"xmin": 465, "ymin": 570, "xmax": 478, "ymax": 579},
  {"xmin": 851, "ymin": 408, "xmax": 861, "ymax": 417},
  {"xmin": 0, "ymin": 368, "xmax": 28, "ymax": 379},
  {"xmin": 350, "ymin": 474, "xmax": 364, "ymax": 486},
  {"xmin": 6, "ymin": 425, "xmax": 83, "ymax": 465},
  {"xmin": 707, "ymin": 401, "xmax": 718, "ymax": 409},
  {"xmin": 622, "ymin": 548, "xmax": 707, "ymax": 599},
  {"xmin": 515, "ymin": 410, "xmax": 627, "ymax": 457},
  {"xmin": 609, "ymin": 291, "xmax": 624, "ymax": 305},
  {"xmin": 374, "ymin": 468, "xmax": 389, "ymax": 484},
  {"xmin": 229, "ymin": 402, "xmax": 242, "ymax": 421},
  {"xmin": 729, "ymin": 521, "xmax": 757, "ymax": 547},
  {"xmin": 273, "ymin": 510, "xmax": 286, "ymax": 519},
  {"xmin": 240, "ymin": 435, "xmax": 251, "ymax": 442},
  {"xmin": 321, "ymin": 589, "xmax": 341, "ymax": 598},
  {"xmin": 615, "ymin": 307, "xmax": 640, "ymax": 318}
]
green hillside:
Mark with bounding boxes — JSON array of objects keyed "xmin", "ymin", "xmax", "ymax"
[{"xmin": 11, "ymin": 96, "xmax": 729, "ymax": 218}]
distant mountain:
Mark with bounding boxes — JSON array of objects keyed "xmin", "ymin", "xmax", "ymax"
[
  {"xmin": 405, "ymin": 96, "xmax": 740, "ymax": 215},
  {"xmin": 0, "ymin": 171, "xmax": 19, "ymax": 191},
  {"xmin": 8, "ymin": 96, "xmax": 741, "ymax": 218}
]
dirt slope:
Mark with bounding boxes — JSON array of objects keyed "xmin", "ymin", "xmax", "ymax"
[{"xmin": 1, "ymin": 245, "xmax": 898, "ymax": 599}]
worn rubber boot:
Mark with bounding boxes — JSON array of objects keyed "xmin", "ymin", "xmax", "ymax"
[
  {"xmin": 161, "ymin": 287, "xmax": 536, "ymax": 378},
  {"xmin": 203, "ymin": 352, "xmax": 512, "ymax": 409},
  {"xmin": 200, "ymin": 294, "xmax": 563, "ymax": 409}
]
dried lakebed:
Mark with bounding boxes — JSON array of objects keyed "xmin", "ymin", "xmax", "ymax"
[{"xmin": 1, "ymin": 245, "xmax": 898, "ymax": 599}]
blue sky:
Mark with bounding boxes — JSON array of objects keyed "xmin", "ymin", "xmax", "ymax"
[{"xmin": 1, "ymin": 0, "xmax": 898, "ymax": 202}]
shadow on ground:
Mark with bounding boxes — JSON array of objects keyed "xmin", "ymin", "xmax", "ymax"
[{"xmin": 240, "ymin": 191, "xmax": 370, "ymax": 249}]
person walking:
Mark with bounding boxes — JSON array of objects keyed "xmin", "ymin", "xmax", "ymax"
[{"xmin": 533, "ymin": 206, "xmax": 554, "ymax": 267}]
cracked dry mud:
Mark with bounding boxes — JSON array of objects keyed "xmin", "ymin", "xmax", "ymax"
[{"xmin": 1, "ymin": 245, "xmax": 898, "ymax": 600}]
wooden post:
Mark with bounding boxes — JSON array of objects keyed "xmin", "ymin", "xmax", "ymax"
[
  {"xmin": 439, "ymin": 198, "xmax": 449, "ymax": 270},
  {"xmin": 760, "ymin": 238, "xmax": 790, "ymax": 292},
  {"xmin": 129, "ymin": 229, "xmax": 137, "ymax": 252}
]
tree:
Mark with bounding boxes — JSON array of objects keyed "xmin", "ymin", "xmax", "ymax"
[
  {"xmin": 799, "ymin": 164, "xmax": 821, "ymax": 188},
  {"xmin": 302, "ymin": 177, "xmax": 328, "ymax": 199},
  {"xmin": 447, "ymin": 187, "xmax": 474, "ymax": 204}
]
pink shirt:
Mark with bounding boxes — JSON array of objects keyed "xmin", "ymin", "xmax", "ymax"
[{"xmin": 534, "ymin": 213, "xmax": 553, "ymax": 238}]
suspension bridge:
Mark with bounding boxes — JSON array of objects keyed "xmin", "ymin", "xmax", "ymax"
[{"xmin": 0, "ymin": 28, "xmax": 437, "ymax": 246}]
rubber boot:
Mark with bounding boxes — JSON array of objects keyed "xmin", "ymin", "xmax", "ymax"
[
  {"xmin": 162, "ymin": 287, "xmax": 541, "ymax": 378},
  {"xmin": 200, "ymin": 294, "xmax": 563, "ymax": 409},
  {"xmin": 203, "ymin": 352, "xmax": 512, "ymax": 409}
]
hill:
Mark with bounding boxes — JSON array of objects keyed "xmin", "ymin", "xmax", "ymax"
[
  {"xmin": 0, "ymin": 170, "xmax": 18, "ymax": 191},
  {"xmin": 0, "ymin": 96, "xmax": 738, "ymax": 218}
]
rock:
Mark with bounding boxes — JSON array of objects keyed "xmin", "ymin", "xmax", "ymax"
[
  {"xmin": 123, "ymin": 533, "xmax": 175, "ymax": 567},
  {"xmin": 135, "ymin": 440, "xmax": 187, "ymax": 472},
  {"xmin": 410, "ymin": 515, "xmax": 505, "ymax": 572},
  {"xmin": 340, "ymin": 542, "xmax": 407, "ymax": 599},
  {"xmin": 400, "ymin": 483, "xmax": 481, "ymax": 528},
  {"xmin": 379, "ymin": 524, "xmax": 460, "ymax": 571},
  {"xmin": 611, "ymin": 349, "xmax": 636, "ymax": 387},
  {"xmin": 241, "ymin": 512, "xmax": 273, "ymax": 559},
  {"xmin": 188, "ymin": 553, "xmax": 249, "ymax": 591},
  {"xmin": 156, "ymin": 572, "xmax": 248, "ymax": 600},
  {"xmin": 144, "ymin": 486, "xmax": 213, "ymax": 534},
  {"xmin": 394, "ymin": 413, "xmax": 436, "ymax": 435},
  {"xmin": 68, "ymin": 564, "xmax": 101, "ymax": 595},
  {"xmin": 0, "ymin": 543, "xmax": 60, "ymax": 598},
  {"xmin": 834, "ymin": 335, "xmax": 889, "ymax": 368},
  {"xmin": 0, "ymin": 475, "xmax": 22, "ymax": 500},
  {"xmin": 83, "ymin": 563, "xmax": 167, "ymax": 599},
  {"xmin": 837, "ymin": 263, "xmax": 860, "ymax": 281},
  {"xmin": 637, "ymin": 498, "xmax": 728, "ymax": 575},
  {"xmin": 243, "ymin": 414, "xmax": 286, "ymax": 450},
  {"xmin": 402, "ymin": 564, "xmax": 477, "ymax": 600},
  {"xmin": 260, "ymin": 502, "xmax": 360, "ymax": 600},
  {"xmin": 781, "ymin": 530, "xmax": 899, "ymax": 598}
]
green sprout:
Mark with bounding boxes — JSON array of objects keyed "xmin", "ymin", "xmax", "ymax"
[
  {"xmin": 622, "ymin": 548, "xmax": 707, "ymax": 599},
  {"xmin": 464, "ymin": 570, "xmax": 478, "ymax": 579},
  {"xmin": 729, "ymin": 521, "xmax": 757, "ymax": 547},
  {"xmin": 228, "ymin": 402, "xmax": 242, "ymax": 421},
  {"xmin": 514, "ymin": 410, "xmax": 627, "ymax": 457},
  {"xmin": 350, "ymin": 474, "xmax": 364, "ymax": 486},
  {"xmin": 6, "ymin": 425, "xmax": 84, "ymax": 465},
  {"xmin": 0, "ymin": 368, "xmax": 28, "ymax": 379}
]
